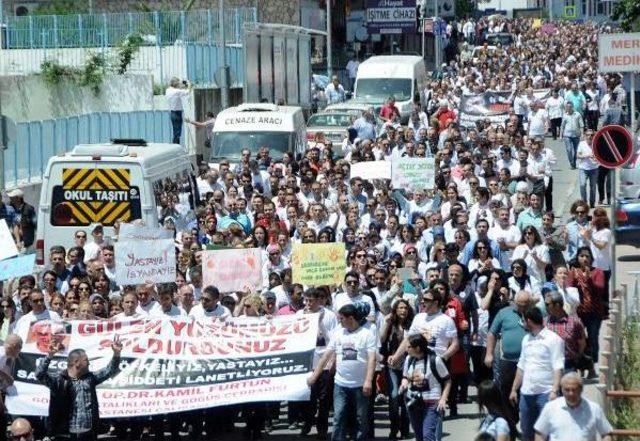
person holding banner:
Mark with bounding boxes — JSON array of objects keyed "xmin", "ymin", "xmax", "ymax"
[{"xmin": 36, "ymin": 335, "xmax": 122, "ymax": 441}]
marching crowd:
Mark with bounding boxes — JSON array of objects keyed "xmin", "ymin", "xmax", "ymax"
[{"xmin": 0, "ymin": 15, "xmax": 624, "ymax": 441}]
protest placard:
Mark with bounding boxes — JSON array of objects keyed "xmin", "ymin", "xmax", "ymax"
[
  {"xmin": 350, "ymin": 161, "xmax": 392, "ymax": 180},
  {"xmin": 115, "ymin": 239, "xmax": 176, "ymax": 285},
  {"xmin": 0, "ymin": 219, "xmax": 19, "ymax": 261},
  {"xmin": 291, "ymin": 243, "xmax": 346, "ymax": 286},
  {"xmin": 0, "ymin": 254, "xmax": 36, "ymax": 281},
  {"xmin": 391, "ymin": 157, "xmax": 436, "ymax": 191},
  {"xmin": 202, "ymin": 248, "xmax": 262, "ymax": 292},
  {"xmin": 7, "ymin": 314, "xmax": 317, "ymax": 417},
  {"xmin": 118, "ymin": 223, "xmax": 174, "ymax": 241}
]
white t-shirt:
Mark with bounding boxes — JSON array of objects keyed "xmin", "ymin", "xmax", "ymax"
[
  {"xmin": 511, "ymin": 244, "xmax": 550, "ymax": 285},
  {"xmin": 534, "ymin": 397, "xmax": 613, "ymax": 441},
  {"xmin": 329, "ymin": 325, "xmax": 378, "ymax": 388},
  {"xmin": 165, "ymin": 86, "xmax": 190, "ymax": 111},
  {"xmin": 332, "ymin": 292, "xmax": 376, "ymax": 318},
  {"xmin": 298, "ymin": 308, "xmax": 339, "ymax": 368},
  {"xmin": 137, "ymin": 301, "xmax": 160, "ymax": 316},
  {"xmin": 590, "ymin": 228, "xmax": 612, "ymax": 271},
  {"xmin": 402, "ymin": 354, "xmax": 450, "ymax": 401},
  {"xmin": 14, "ymin": 309, "xmax": 62, "ymax": 336},
  {"xmin": 188, "ymin": 303, "xmax": 231, "ymax": 319},
  {"xmin": 408, "ymin": 312, "xmax": 457, "ymax": 357},
  {"xmin": 149, "ymin": 304, "xmax": 186, "ymax": 318},
  {"xmin": 489, "ymin": 225, "xmax": 522, "ymax": 271},
  {"xmin": 528, "ymin": 109, "xmax": 548, "ymax": 137},
  {"xmin": 577, "ymin": 141, "xmax": 599, "ymax": 170}
]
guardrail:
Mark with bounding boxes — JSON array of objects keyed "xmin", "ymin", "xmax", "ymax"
[
  {"xmin": 598, "ymin": 271, "xmax": 640, "ymax": 438},
  {"xmin": 2, "ymin": 111, "xmax": 173, "ymax": 188}
]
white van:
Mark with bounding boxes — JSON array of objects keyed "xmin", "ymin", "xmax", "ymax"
[
  {"xmin": 35, "ymin": 140, "xmax": 198, "ymax": 265},
  {"xmin": 354, "ymin": 55, "xmax": 428, "ymax": 124},
  {"xmin": 210, "ymin": 103, "xmax": 307, "ymax": 163}
]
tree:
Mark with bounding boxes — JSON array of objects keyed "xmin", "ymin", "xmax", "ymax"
[
  {"xmin": 612, "ymin": 0, "xmax": 640, "ymax": 32},
  {"xmin": 34, "ymin": 0, "xmax": 88, "ymax": 15}
]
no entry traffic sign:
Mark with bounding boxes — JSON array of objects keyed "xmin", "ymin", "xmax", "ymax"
[{"xmin": 592, "ymin": 125, "xmax": 634, "ymax": 169}]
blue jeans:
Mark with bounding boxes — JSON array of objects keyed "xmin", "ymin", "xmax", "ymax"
[
  {"xmin": 386, "ymin": 367, "xmax": 410, "ymax": 435},
  {"xmin": 332, "ymin": 384, "xmax": 369, "ymax": 441},
  {"xmin": 170, "ymin": 110, "xmax": 183, "ymax": 144},
  {"xmin": 407, "ymin": 401, "xmax": 442, "ymax": 441},
  {"xmin": 579, "ymin": 168, "xmax": 599, "ymax": 206},
  {"xmin": 519, "ymin": 392, "xmax": 549, "ymax": 441},
  {"xmin": 563, "ymin": 136, "xmax": 580, "ymax": 168}
]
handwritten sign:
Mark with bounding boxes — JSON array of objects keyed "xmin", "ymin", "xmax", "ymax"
[
  {"xmin": 115, "ymin": 239, "xmax": 176, "ymax": 285},
  {"xmin": 391, "ymin": 157, "xmax": 435, "ymax": 191},
  {"xmin": 202, "ymin": 248, "xmax": 263, "ymax": 293},
  {"xmin": 0, "ymin": 219, "xmax": 19, "ymax": 261},
  {"xmin": 291, "ymin": 243, "xmax": 346, "ymax": 286},
  {"xmin": 350, "ymin": 161, "xmax": 392, "ymax": 180},
  {"xmin": 118, "ymin": 223, "xmax": 174, "ymax": 241},
  {"xmin": 0, "ymin": 254, "xmax": 36, "ymax": 281}
]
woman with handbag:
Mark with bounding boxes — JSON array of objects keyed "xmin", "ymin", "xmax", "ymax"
[{"xmin": 399, "ymin": 333, "xmax": 451, "ymax": 441}]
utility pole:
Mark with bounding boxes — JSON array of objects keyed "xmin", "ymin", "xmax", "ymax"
[
  {"xmin": 326, "ymin": 0, "xmax": 332, "ymax": 77},
  {"xmin": 219, "ymin": 0, "xmax": 229, "ymax": 109}
]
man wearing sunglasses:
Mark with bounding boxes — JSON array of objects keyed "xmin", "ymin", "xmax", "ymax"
[
  {"xmin": 14, "ymin": 290, "xmax": 62, "ymax": 337},
  {"xmin": 9, "ymin": 418, "xmax": 34, "ymax": 441}
]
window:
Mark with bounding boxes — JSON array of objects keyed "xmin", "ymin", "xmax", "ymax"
[{"xmin": 355, "ymin": 78, "xmax": 413, "ymax": 102}]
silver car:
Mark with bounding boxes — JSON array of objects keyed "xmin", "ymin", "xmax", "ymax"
[{"xmin": 306, "ymin": 112, "xmax": 356, "ymax": 147}]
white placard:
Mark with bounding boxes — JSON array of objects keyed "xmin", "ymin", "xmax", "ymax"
[
  {"xmin": 0, "ymin": 219, "xmax": 19, "ymax": 261},
  {"xmin": 350, "ymin": 161, "xmax": 392, "ymax": 180},
  {"xmin": 115, "ymin": 239, "xmax": 176, "ymax": 285}
]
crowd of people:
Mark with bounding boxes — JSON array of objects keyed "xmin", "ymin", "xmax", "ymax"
[{"xmin": 0, "ymin": 15, "xmax": 624, "ymax": 441}]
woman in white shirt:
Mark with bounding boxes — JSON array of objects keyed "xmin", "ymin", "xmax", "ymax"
[
  {"xmin": 586, "ymin": 207, "xmax": 613, "ymax": 292},
  {"xmin": 468, "ymin": 239, "xmax": 501, "ymax": 277},
  {"xmin": 511, "ymin": 226, "xmax": 550, "ymax": 286},
  {"xmin": 545, "ymin": 89, "xmax": 564, "ymax": 140}
]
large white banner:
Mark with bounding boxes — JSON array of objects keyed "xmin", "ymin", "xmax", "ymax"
[
  {"xmin": 0, "ymin": 219, "xmax": 19, "ymax": 261},
  {"xmin": 7, "ymin": 314, "xmax": 317, "ymax": 417},
  {"xmin": 115, "ymin": 238, "xmax": 176, "ymax": 285}
]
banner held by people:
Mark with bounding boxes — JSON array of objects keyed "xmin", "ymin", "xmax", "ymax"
[
  {"xmin": 0, "ymin": 219, "xmax": 19, "ymax": 261},
  {"xmin": 202, "ymin": 248, "xmax": 263, "ymax": 293},
  {"xmin": 457, "ymin": 91, "xmax": 512, "ymax": 128},
  {"xmin": 0, "ymin": 254, "xmax": 36, "ymax": 281},
  {"xmin": 292, "ymin": 243, "xmax": 346, "ymax": 286},
  {"xmin": 115, "ymin": 239, "xmax": 176, "ymax": 285},
  {"xmin": 391, "ymin": 157, "xmax": 436, "ymax": 191},
  {"xmin": 7, "ymin": 314, "xmax": 318, "ymax": 417}
]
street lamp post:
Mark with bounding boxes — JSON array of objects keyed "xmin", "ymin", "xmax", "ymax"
[{"xmin": 326, "ymin": 0, "xmax": 332, "ymax": 77}]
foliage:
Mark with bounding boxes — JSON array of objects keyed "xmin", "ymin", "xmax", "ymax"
[
  {"xmin": 612, "ymin": 0, "xmax": 640, "ymax": 32},
  {"xmin": 34, "ymin": 0, "xmax": 88, "ymax": 15},
  {"xmin": 116, "ymin": 34, "xmax": 144, "ymax": 75},
  {"xmin": 40, "ymin": 33, "xmax": 142, "ymax": 96},
  {"xmin": 609, "ymin": 318, "xmax": 640, "ymax": 441},
  {"xmin": 153, "ymin": 83, "xmax": 166, "ymax": 96}
]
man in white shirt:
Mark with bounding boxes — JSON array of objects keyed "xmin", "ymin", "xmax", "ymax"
[
  {"xmin": 83, "ymin": 224, "xmax": 105, "ymax": 264},
  {"xmin": 325, "ymin": 75, "xmax": 346, "ymax": 104},
  {"xmin": 489, "ymin": 208, "xmax": 521, "ymax": 271},
  {"xmin": 528, "ymin": 101, "xmax": 549, "ymax": 139},
  {"xmin": 534, "ymin": 372, "xmax": 613, "ymax": 441},
  {"xmin": 188, "ymin": 285, "xmax": 231, "ymax": 319},
  {"xmin": 149, "ymin": 284, "xmax": 186, "ymax": 318},
  {"xmin": 165, "ymin": 77, "xmax": 190, "ymax": 143},
  {"xmin": 345, "ymin": 55, "xmax": 359, "ymax": 90},
  {"xmin": 510, "ymin": 306, "xmax": 564, "ymax": 441},
  {"xmin": 15, "ymin": 290, "xmax": 62, "ymax": 337},
  {"xmin": 332, "ymin": 271, "xmax": 375, "ymax": 317},
  {"xmin": 135, "ymin": 283, "xmax": 160, "ymax": 315}
]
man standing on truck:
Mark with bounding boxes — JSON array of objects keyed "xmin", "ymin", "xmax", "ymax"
[
  {"xmin": 325, "ymin": 75, "xmax": 346, "ymax": 104},
  {"xmin": 165, "ymin": 77, "xmax": 191, "ymax": 144}
]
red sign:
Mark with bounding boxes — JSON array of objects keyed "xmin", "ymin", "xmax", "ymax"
[{"xmin": 592, "ymin": 125, "xmax": 634, "ymax": 169}]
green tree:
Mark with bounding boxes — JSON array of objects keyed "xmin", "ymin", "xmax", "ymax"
[
  {"xmin": 34, "ymin": 0, "xmax": 88, "ymax": 15},
  {"xmin": 612, "ymin": 0, "xmax": 640, "ymax": 32}
]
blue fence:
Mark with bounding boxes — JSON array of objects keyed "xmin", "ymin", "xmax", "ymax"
[
  {"xmin": 4, "ymin": 8, "xmax": 257, "ymax": 49},
  {"xmin": 186, "ymin": 44, "xmax": 244, "ymax": 86},
  {"xmin": 3, "ymin": 111, "xmax": 173, "ymax": 187}
]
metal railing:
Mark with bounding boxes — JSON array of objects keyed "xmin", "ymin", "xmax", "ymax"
[
  {"xmin": 2, "ymin": 111, "xmax": 174, "ymax": 188},
  {"xmin": 598, "ymin": 272, "xmax": 640, "ymax": 438},
  {"xmin": 2, "ymin": 8, "xmax": 257, "ymax": 49}
]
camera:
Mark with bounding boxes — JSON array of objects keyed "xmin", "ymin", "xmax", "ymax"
[{"xmin": 405, "ymin": 389, "xmax": 423, "ymax": 409}]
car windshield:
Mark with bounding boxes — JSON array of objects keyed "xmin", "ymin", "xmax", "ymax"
[
  {"xmin": 211, "ymin": 131, "xmax": 292, "ymax": 161},
  {"xmin": 355, "ymin": 78, "xmax": 412, "ymax": 102},
  {"xmin": 307, "ymin": 114, "xmax": 353, "ymax": 127}
]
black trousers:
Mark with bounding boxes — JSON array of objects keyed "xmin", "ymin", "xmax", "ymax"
[
  {"xmin": 585, "ymin": 110, "xmax": 599, "ymax": 131},
  {"xmin": 301, "ymin": 370, "xmax": 332, "ymax": 434},
  {"xmin": 597, "ymin": 166, "xmax": 611, "ymax": 203},
  {"xmin": 550, "ymin": 118, "xmax": 562, "ymax": 139},
  {"xmin": 497, "ymin": 358, "xmax": 519, "ymax": 424},
  {"xmin": 544, "ymin": 175, "xmax": 554, "ymax": 212}
]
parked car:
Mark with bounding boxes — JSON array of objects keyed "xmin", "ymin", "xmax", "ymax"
[
  {"xmin": 615, "ymin": 198, "xmax": 640, "ymax": 247},
  {"xmin": 620, "ymin": 139, "xmax": 640, "ymax": 199},
  {"xmin": 306, "ymin": 112, "xmax": 355, "ymax": 147}
]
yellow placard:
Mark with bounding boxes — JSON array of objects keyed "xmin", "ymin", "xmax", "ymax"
[
  {"xmin": 292, "ymin": 243, "xmax": 346, "ymax": 286},
  {"xmin": 532, "ymin": 18, "xmax": 542, "ymax": 29}
]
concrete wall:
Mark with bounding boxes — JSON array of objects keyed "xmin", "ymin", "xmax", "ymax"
[
  {"xmin": 0, "ymin": 74, "xmax": 156, "ymax": 122},
  {"xmin": 0, "ymin": 46, "xmax": 188, "ymax": 87}
]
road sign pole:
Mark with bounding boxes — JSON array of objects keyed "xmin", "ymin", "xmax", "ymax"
[
  {"xmin": 612, "ymin": 166, "xmax": 617, "ymax": 304},
  {"xmin": 631, "ymin": 73, "xmax": 636, "ymax": 134}
]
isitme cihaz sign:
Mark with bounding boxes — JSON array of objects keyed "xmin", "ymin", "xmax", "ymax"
[{"xmin": 366, "ymin": 0, "xmax": 417, "ymax": 34}]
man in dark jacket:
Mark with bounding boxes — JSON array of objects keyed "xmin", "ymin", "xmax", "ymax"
[{"xmin": 36, "ymin": 336, "xmax": 122, "ymax": 440}]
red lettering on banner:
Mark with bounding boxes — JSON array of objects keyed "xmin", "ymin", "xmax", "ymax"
[
  {"xmin": 170, "ymin": 321, "xmax": 187, "ymax": 336},
  {"xmin": 611, "ymin": 39, "xmax": 640, "ymax": 49}
]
